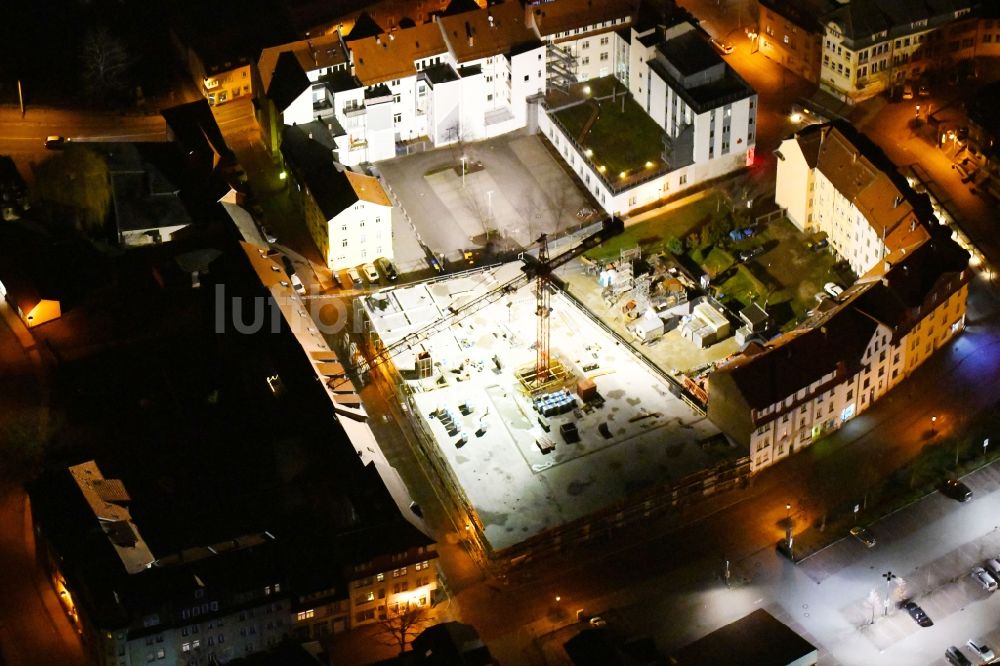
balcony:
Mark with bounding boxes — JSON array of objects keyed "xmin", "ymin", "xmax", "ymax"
[{"xmin": 342, "ymin": 105, "xmax": 365, "ymax": 118}]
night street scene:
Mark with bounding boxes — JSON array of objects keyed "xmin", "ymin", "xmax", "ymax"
[{"xmin": 2, "ymin": 0, "xmax": 1000, "ymax": 665}]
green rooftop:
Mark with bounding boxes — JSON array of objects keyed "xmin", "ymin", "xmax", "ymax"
[{"xmin": 550, "ymin": 77, "xmax": 666, "ymax": 184}]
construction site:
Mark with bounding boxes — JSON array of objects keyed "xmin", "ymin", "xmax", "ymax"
[{"xmin": 357, "ymin": 221, "xmax": 751, "ymax": 561}]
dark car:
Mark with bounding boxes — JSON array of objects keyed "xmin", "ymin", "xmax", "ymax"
[
  {"xmin": 426, "ymin": 255, "xmax": 445, "ymax": 274},
  {"xmin": 941, "ymin": 478, "xmax": 973, "ymax": 502},
  {"xmin": 849, "ymin": 526, "xmax": 876, "ymax": 548},
  {"xmin": 375, "ymin": 257, "xmax": 398, "ymax": 281},
  {"xmin": 903, "ymin": 601, "xmax": 933, "ymax": 627},
  {"xmin": 739, "ymin": 247, "xmax": 764, "ymax": 262},
  {"xmin": 44, "ymin": 135, "xmax": 66, "ymax": 149},
  {"xmin": 945, "ymin": 646, "xmax": 973, "ymax": 666}
]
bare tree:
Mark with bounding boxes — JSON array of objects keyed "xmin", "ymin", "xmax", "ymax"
[
  {"xmin": 375, "ymin": 602, "xmax": 430, "ymax": 654},
  {"xmin": 80, "ymin": 26, "xmax": 131, "ymax": 102}
]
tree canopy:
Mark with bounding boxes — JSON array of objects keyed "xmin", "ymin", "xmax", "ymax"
[{"xmin": 32, "ymin": 146, "xmax": 112, "ymax": 235}]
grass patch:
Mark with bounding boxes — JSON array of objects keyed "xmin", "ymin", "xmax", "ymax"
[
  {"xmin": 703, "ymin": 247, "xmax": 735, "ymax": 277},
  {"xmin": 585, "ymin": 194, "xmax": 721, "ymax": 261},
  {"xmin": 717, "ymin": 265, "xmax": 768, "ymax": 308},
  {"xmin": 553, "ymin": 84, "xmax": 666, "ymax": 178}
]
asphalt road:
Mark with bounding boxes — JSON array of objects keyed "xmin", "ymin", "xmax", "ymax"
[
  {"xmin": 0, "ymin": 106, "xmax": 168, "ymax": 177},
  {"xmin": 0, "ymin": 304, "xmax": 84, "ymax": 666}
]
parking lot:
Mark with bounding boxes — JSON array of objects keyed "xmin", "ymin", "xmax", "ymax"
[{"xmin": 376, "ymin": 132, "xmax": 594, "ymax": 268}]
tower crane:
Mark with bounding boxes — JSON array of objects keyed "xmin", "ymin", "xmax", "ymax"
[{"xmin": 335, "ymin": 216, "xmax": 624, "ymax": 391}]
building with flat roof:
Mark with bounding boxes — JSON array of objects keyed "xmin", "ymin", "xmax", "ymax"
[{"xmin": 668, "ymin": 608, "xmax": 817, "ymax": 665}]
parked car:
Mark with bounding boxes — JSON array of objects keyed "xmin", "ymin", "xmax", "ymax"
[
  {"xmin": 849, "ymin": 526, "xmax": 876, "ymax": 548},
  {"xmin": 983, "ymin": 558, "xmax": 1000, "ymax": 581},
  {"xmin": 362, "ymin": 262, "xmax": 380, "ymax": 283},
  {"xmin": 967, "ymin": 638, "xmax": 995, "ymax": 662},
  {"xmin": 956, "ymin": 126, "xmax": 969, "ymax": 141},
  {"xmin": 260, "ymin": 226, "xmax": 277, "ymax": 244},
  {"xmin": 971, "ymin": 566, "xmax": 997, "ymax": 592},
  {"xmin": 281, "ymin": 255, "xmax": 296, "ymax": 276},
  {"xmin": 44, "ymin": 135, "xmax": 66, "ymax": 149},
  {"xmin": 918, "ymin": 81, "xmax": 931, "ymax": 97},
  {"xmin": 903, "ymin": 601, "xmax": 933, "ymax": 627},
  {"xmin": 709, "ymin": 38, "xmax": 733, "ymax": 55},
  {"xmin": 375, "ymin": 256, "xmax": 398, "ymax": 281},
  {"xmin": 902, "ymin": 83, "xmax": 915, "ymax": 100},
  {"xmin": 806, "ymin": 238, "xmax": 829, "ymax": 252},
  {"xmin": 346, "ymin": 267, "xmax": 363, "ymax": 288},
  {"xmin": 946, "ymin": 646, "xmax": 973, "ymax": 666},
  {"xmin": 941, "ymin": 478, "xmax": 973, "ymax": 501},
  {"xmin": 824, "ymin": 282, "xmax": 844, "ymax": 298},
  {"xmin": 290, "ymin": 274, "xmax": 305, "ymax": 295},
  {"xmin": 408, "ymin": 501, "xmax": 423, "ymax": 518},
  {"xmin": 739, "ymin": 247, "xmax": 764, "ymax": 262}
]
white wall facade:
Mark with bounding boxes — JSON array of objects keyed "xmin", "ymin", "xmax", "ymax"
[
  {"xmin": 774, "ymin": 136, "xmax": 813, "ymax": 229},
  {"xmin": 328, "ymin": 199, "xmax": 394, "ymax": 270}
]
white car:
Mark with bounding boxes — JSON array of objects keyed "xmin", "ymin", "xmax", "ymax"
[
  {"xmin": 710, "ymin": 38, "xmax": 733, "ymax": 55},
  {"xmin": 971, "ymin": 566, "xmax": 997, "ymax": 592},
  {"xmin": 362, "ymin": 263, "xmax": 380, "ymax": 283},
  {"xmin": 967, "ymin": 638, "xmax": 995, "ymax": 662},
  {"xmin": 824, "ymin": 282, "xmax": 844, "ymax": 298},
  {"xmin": 290, "ymin": 274, "xmax": 305, "ymax": 295}
]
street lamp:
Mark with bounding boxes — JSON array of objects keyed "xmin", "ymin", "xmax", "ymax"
[
  {"xmin": 461, "ymin": 155, "xmax": 467, "ymax": 188},
  {"xmin": 882, "ymin": 571, "xmax": 897, "ymax": 615},
  {"xmin": 784, "ymin": 503, "xmax": 793, "ymax": 557},
  {"xmin": 984, "ymin": 437, "xmax": 990, "ymax": 460}
]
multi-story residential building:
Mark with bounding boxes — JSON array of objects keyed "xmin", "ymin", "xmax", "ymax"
[
  {"xmin": 755, "ymin": 0, "xmax": 835, "ymax": 83},
  {"xmin": 169, "ymin": 1, "xmax": 297, "ymax": 108},
  {"xmin": 526, "ymin": 0, "xmax": 635, "ymax": 84},
  {"xmin": 754, "ymin": 0, "xmax": 990, "ymax": 101},
  {"xmin": 709, "ymin": 122, "xmax": 969, "ymax": 471},
  {"xmin": 775, "ymin": 123, "xmax": 931, "ymax": 276},
  {"xmin": 282, "ymin": 124, "xmax": 393, "ymax": 271},
  {"xmin": 630, "ymin": 22, "xmax": 757, "ymax": 179},
  {"xmin": 259, "ymin": 1, "xmax": 546, "ymax": 166},
  {"xmin": 258, "ymin": 34, "xmax": 351, "ymax": 152},
  {"xmin": 436, "ymin": 0, "xmax": 547, "ymax": 137}
]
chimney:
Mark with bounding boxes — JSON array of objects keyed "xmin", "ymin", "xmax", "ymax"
[
  {"xmin": 466, "ymin": 21, "xmax": 474, "ymax": 48},
  {"xmin": 375, "ymin": 35, "xmax": 381, "ymax": 44},
  {"xmin": 389, "ymin": 32, "xmax": 395, "ymax": 40},
  {"xmin": 488, "ymin": 13, "xmax": 495, "ymax": 28},
  {"xmin": 893, "ymin": 195, "xmax": 903, "ymax": 207},
  {"xmin": 852, "ymin": 152, "xmax": 858, "ymax": 164}
]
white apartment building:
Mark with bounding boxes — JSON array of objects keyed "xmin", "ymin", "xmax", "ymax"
[
  {"xmin": 538, "ymin": 18, "xmax": 756, "ymax": 215},
  {"xmin": 526, "ymin": 0, "xmax": 634, "ymax": 83},
  {"xmin": 265, "ymin": 2, "xmax": 546, "ymax": 167},
  {"xmin": 775, "ymin": 123, "xmax": 931, "ymax": 276},
  {"xmin": 819, "ymin": 0, "xmax": 974, "ymax": 101},
  {"xmin": 709, "ymin": 123, "xmax": 969, "ymax": 472},
  {"xmin": 282, "ymin": 124, "xmax": 393, "ymax": 271}
]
